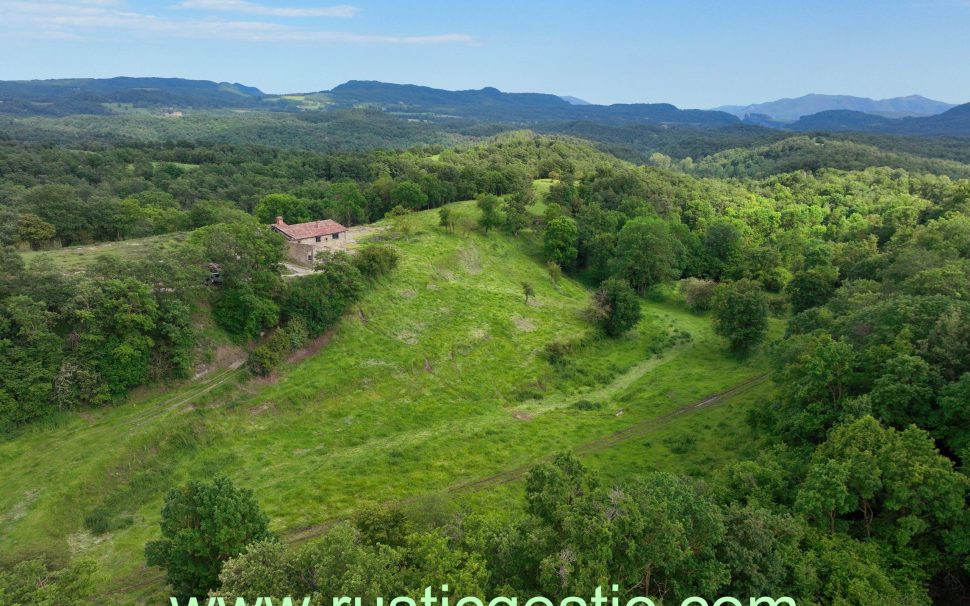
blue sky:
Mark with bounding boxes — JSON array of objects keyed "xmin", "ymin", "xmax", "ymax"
[{"xmin": 1, "ymin": 0, "xmax": 968, "ymax": 107}]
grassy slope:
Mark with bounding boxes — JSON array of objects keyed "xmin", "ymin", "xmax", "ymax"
[
  {"xmin": 19, "ymin": 232, "xmax": 189, "ymax": 272},
  {"xmin": 0, "ymin": 202, "xmax": 777, "ymax": 603}
]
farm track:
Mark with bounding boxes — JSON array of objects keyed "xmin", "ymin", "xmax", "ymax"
[
  {"xmin": 285, "ymin": 372, "xmax": 767, "ymax": 543},
  {"xmin": 107, "ymin": 372, "xmax": 767, "ymax": 597},
  {"xmin": 47, "ymin": 363, "xmax": 244, "ymax": 444}
]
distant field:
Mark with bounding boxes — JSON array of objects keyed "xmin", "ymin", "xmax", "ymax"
[
  {"xmin": 19, "ymin": 232, "xmax": 190, "ymax": 273},
  {"xmin": 0, "ymin": 202, "xmax": 777, "ymax": 603},
  {"xmin": 529, "ymin": 178, "xmax": 555, "ymax": 215}
]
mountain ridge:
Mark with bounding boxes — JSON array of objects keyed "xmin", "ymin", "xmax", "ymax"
[
  {"xmin": 716, "ymin": 93, "xmax": 955, "ymax": 121},
  {"xmin": 1, "ymin": 77, "xmax": 968, "ymax": 137}
]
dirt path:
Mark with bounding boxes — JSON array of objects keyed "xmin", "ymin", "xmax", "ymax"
[
  {"xmin": 285, "ymin": 373, "xmax": 766, "ymax": 543},
  {"xmin": 108, "ymin": 372, "xmax": 768, "ymax": 596}
]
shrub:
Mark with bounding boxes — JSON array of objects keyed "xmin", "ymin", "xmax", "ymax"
[
  {"xmin": 543, "ymin": 340, "xmax": 575, "ymax": 366},
  {"xmin": 547, "ymin": 261, "xmax": 562, "ymax": 285},
  {"xmin": 353, "ymin": 244, "xmax": 400, "ymax": 280},
  {"xmin": 246, "ymin": 330, "xmax": 291, "ymax": 376},
  {"xmin": 591, "ymin": 278, "xmax": 642, "ymax": 337},
  {"xmin": 283, "ymin": 252, "xmax": 363, "ymax": 335},
  {"xmin": 680, "ymin": 278, "xmax": 717, "ymax": 311},
  {"xmin": 283, "ymin": 316, "xmax": 310, "ymax": 350}
]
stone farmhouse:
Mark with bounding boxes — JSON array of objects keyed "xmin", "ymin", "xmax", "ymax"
[{"xmin": 270, "ymin": 216, "xmax": 349, "ymax": 266}]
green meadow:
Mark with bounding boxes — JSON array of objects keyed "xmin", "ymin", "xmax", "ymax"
[
  {"xmin": 0, "ymin": 202, "xmax": 776, "ymax": 603},
  {"xmin": 18, "ymin": 232, "xmax": 190, "ymax": 273}
]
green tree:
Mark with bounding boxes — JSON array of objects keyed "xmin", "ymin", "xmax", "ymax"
[
  {"xmin": 477, "ymin": 193, "xmax": 502, "ymax": 234},
  {"xmin": 522, "ymin": 281, "xmax": 536, "ymax": 304},
  {"xmin": 283, "ymin": 252, "xmax": 363, "ymax": 335},
  {"xmin": 610, "ymin": 473, "xmax": 728, "ymax": 601},
  {"xmin": 543, "ymin": 216, "xmax": 579, "ymax": 269},
  {"xmin": 525, "ymin": 453, "xmax": 611, "ymax": 597},
  {"xmin": 547, "ymin": 261, "xmax": 563, "ymax": 286},
  {"xmin": 504, "ymin": 187, "xmax": 534, "ymax": 235},
  {"xmin": 352, "ymin": 245, "xmax": 400, "ymax": 280},
  {"xmin": 188, "ymin": 221, "xmax": 285, "ymax": 340},
  {"xmin": 0, "ymin": 558, "xmax": 98, "ymax": 606},
  {"xmin": 390, "ymin": 181, "xmax": 429, "ymax": 210},
  {"xmin": 773, "ymin": 333, "xmax": 862, "ymax": 442},
  {"xmin": 145, "ymin": 475, "xmax": 271, "ymax": 599},
  {"xmin": 15, "ymin": 213, "xmax": 56, "ymax": 248},
  {"xmin": 591, "ymin": 278, "xmax": 642, "ymax": 337},
  {"xmin": 438, "ymin": 206, "xmax": 454, "ymax": 233},
  {"xmin": 680, "ymin": 277, "xmax": 717, "ymax": 312},
  {"xmin": 701, "ymin": 219, "xmax": 746, "ymax": 279},
  {"xmin": 610, "ymin": 217, "xmax": 685, "ymax": 294},
  {"xmin": 712, "ymin": 279, "xmax": 769, "ymax": 352},
  {"xmin": 795, "ymin": 417, "xmax": 969, "ymax": 572},
  {"xmin": 253, "ymin": 193, "xmax": 311, "ymax": 225},
  {"xmin": 787, "ymin": 266, "xmax": 839, "ymax": 313}
]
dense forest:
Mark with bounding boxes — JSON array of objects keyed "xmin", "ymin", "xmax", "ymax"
[{"xmin": 1, "ymin": 126, "xmax": 969, "ymax": 606}]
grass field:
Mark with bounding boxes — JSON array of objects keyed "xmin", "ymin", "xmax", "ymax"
[
  {"xmin": 19, "ymin": 232, "xmax": 190, "ymax": 273},
  {"xmin": 0, "ymin": 202, "xmax": 777, "ymax": 604}
]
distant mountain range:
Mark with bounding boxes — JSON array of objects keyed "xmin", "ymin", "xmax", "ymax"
[
  {"xmin": 786, "ymin": 104, "xmax": 970, "ymax": 136},
  {"xmin": 0, "ymin": 77, "xmax": 266, "ymax": 116},
  {"xmin": 0, "ymin": 77, "xmax": 968, "ymax": 138},
  {"xmin": 0, "ymin": 77, "xmax": 737, "ymax": 127},
  {"xmin": 320, "ymin": 80, "xmax": 738, "ymax": 126},
  {"xmin": 715, "ymin": 94, "xmax": 955, "ymax": 121}
]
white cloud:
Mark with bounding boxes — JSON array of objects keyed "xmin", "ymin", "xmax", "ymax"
[
  {"xmin": 0, "ymin": 0, "xmax": 472, "ymax": 44},
  {"xmin": 173, "ymin": 0, "xmax": 360, "ymax": 18}
]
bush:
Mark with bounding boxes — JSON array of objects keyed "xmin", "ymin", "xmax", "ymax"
[
  {"xmin": 543, "ymin": 340, "xmax": 576, "ymax": 366},
  {"xmin": 83, "ymin": 506, "xmax": 133, "ymax": 535},
  {"xmin": 246, "ymin": 330, "xmax": 291, "ymax": 376},
  {"xmin": 353, "ymin": 244, "xmax": 400, "ymax": 280},
  {"xmin": 680, "ymin": 277, "xmax": 717, "ymax": 311},
  {"xmin": 283, "ymin": 252, "xmax": 363, "ymax": 335},
  {"xmin": 283, "ymin": 316, "xmax": 310, "ymax": 350},
  {"xmin": 591, "ymin": 278, "xmax": 642, "ymax": 337}
]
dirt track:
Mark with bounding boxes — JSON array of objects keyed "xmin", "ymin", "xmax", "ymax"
[
  {"xmin": 107, "ymin": 372, "xmax": 767, "ymax": 596},
  {"xmin": 286, "ymin": 373, "xmax": 767, "ymax": 543}
]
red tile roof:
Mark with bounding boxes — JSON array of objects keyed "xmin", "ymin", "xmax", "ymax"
[{"xmin": 271, "ymin": 217, "xmax": 348, "ymax": 240}]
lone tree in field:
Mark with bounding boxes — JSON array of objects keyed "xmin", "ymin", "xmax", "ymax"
[
  {"xmin": 547, "ymin": 261, "xmax": 563, "ymax": 286},
  {"xmin": 145, "ymin": 475, "xmax": 271, "ymax": 599},
  {"xmin": 477, "ymin": 194, "xmax": 502, "ymax": 234},
  {"xmin": 711, "ymin": 279, "xmax": 769, "ymax": 352},
  {"xmin": 439, "ymin": 206, "xmax": 454, "ymax": 233},
  {"xmin": 522, "ymin": 281, "xmax": 536, "ymax": 304},
  {"xmin": 592, "ymin": 278, "xmax": 642, "ymax": 337}
]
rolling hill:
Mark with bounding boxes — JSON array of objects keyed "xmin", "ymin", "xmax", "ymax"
[{"xmin": 0, "ymin": 199, "xmax": 772, "ymax": 603}]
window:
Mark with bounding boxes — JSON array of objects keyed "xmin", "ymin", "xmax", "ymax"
[
  {"xmin": 315, "ymin": 236, "xmax": 321, "ymax": 243},
  {"xmin": 333, "ymin": 233, "xmax": 339, "ymax": 239}
]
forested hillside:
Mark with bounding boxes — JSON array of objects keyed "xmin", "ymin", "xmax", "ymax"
[{"xmin": 1, "ymin": 129, "xmax": 968, "ymax": 605}]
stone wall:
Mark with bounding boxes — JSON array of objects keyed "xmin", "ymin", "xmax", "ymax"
[{"xmin": 286, "ymin": 241, "xmax": 317, "ymax": 267}]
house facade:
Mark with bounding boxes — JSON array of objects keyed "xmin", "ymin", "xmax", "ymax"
[{"xmin": 270, "ymin": 217, "xmax": 350, "ymax": 266}]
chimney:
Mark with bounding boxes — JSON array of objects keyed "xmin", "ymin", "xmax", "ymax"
[{"xmin": 275, "ymin": 216, "xmax": 285, "ymax": 226}]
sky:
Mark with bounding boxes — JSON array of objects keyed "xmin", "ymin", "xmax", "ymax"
[{"xmin": 1, "ymin": 0, "xmax": 969, "ymax": 108}]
